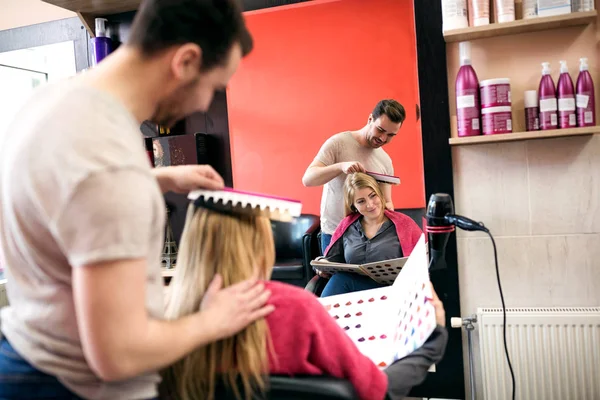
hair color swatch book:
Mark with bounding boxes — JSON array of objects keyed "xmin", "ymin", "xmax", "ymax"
[
  {"xmin": 187, "ymin": 188, "xmax": 302, "ymax": 222},
  {"xmin": 310, "ymin": 257, "xmax": 408, "ymax": 285},
  {"xmin": 366, "ymin": 171, "xmax": 401, "ymax": 185},
  {"xmin": 317, "ymin": 235, "xmax": 436, "ymax": 369}
]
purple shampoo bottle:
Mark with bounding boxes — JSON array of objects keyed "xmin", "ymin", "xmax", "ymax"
[
  {"xmin": 538, "ymin": 62, "xmax": 558, "ymax": 130},
  {"xmin": 557, "ymin": 60, "xmax": 576, "ymax": 129},
  {"xmin": 576, "ymin": 57, "xmax": 596, "ymax": 127},
  {"xmin": 456, "ymin": 42, "xmax": 481, "ymax": 137},
  {"xmin": 90, "ymin": 18, "xmax": 112, "ymax": 66}
]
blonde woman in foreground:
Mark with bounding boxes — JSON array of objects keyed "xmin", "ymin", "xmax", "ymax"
[{"xmin": 160, "ymin": 202, "xmax": 448, "ymax": 400}]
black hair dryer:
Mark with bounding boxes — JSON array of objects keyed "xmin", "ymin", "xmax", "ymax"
[{"xmin": 425, "ymin": 193, "xmax": 488, "ymax": 271}]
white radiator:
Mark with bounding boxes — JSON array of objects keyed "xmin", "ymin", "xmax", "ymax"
[{"xmin": 478, "ymin": 307, "xmax": 600, "ymax": 400}]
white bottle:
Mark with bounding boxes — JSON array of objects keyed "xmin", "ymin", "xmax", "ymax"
[
  {"xmin": 523, "ymin": 0, "xmax": 538, "ymax": 18},
  {"xmin": 495, "ymin": 0, "xmax": 515, "ymax": 22},
  {"xmin": 442, "ymin": 0, "xmax": 468, "ymax": 31},
  {"xmin": 572, "ymin": 0, "xmax": 595, "ymax": 12}
]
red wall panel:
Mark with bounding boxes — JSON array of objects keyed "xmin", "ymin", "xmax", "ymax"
[{"xmin": 227, "ymin": 0, "xmax": 424, "ymax": 215}]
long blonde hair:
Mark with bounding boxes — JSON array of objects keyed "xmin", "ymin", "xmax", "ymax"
[
  {"xmin": 160, "ymin": 205, "xmax": 275, "ymax": 400},
  {"xmin": 343, "ymin": 172, "xmax": 385, "ymax": 216}
]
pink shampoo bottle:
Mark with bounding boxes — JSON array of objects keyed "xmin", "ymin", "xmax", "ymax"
[
  {"xmin": 557, "ymin": 60, "xmax": 576, "ymax": 129},
  {"xmin": 576, "ymin": 57, "xmax": 596, "ymax": 127},
  {"xmin": 539, "ymin": 62, "xmax": 558, "ymax": 130},
  {"xmin": 456, "ymin": 42, "xmax": 481, "ymax": 137}
]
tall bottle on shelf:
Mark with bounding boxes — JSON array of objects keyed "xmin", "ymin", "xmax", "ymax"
[
  {"xmin": 538, "ymin": 62, "xmax": 558, "ymax": 130},
  {"xmin": 557, "ymin": 60, "xmax": 576, "ymax": 129},
  {"xmin": 456, "ymin": 42, "xmax": 481, "ymax": 137},
  {"xmin": 576, "ymin": 57, "xmax": 596, "ymax": 127},
  {"xmin": 90, "ymin": 18, "xmax": 112, "ymax": 66}
]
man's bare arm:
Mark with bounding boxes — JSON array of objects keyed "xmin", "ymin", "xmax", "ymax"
[
  {"xmin": 381, "ymin": 183, "xmax": 394, "ymax": 210},
  {"xmin": 302, "ymin": 160, "xmax": 366, "ymax": 187}
]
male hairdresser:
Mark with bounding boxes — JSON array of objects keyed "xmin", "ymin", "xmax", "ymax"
[
  {"xmin": 302, "ymin": 99, "xmax": 406, "ymax": 253},
  {"xmin": 0, "ymin": 1, "xmax": 272, "ymax": 399}
]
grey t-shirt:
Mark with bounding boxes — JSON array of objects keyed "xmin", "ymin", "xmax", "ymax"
[
  {"xmin": 314, "ymin": 132, "xmax": 393, "ymax": 235},
  {"xmin": 0, "ymin": 79, "xmax": 166, "ymax": 399}
]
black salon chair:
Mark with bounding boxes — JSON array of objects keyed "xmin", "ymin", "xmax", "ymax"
[
  {"xmin": 305, "ymin": 208, "xmax": 425, "ymax": 296},
  {"xmin": 214, "ymin": 375, "xmax": 358, "ymax": 400},
  {"xmin": 270, "ymin": 214, "xmax": 321, "ymax": 287}
]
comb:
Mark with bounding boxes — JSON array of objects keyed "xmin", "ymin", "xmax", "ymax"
[
  {"xmin": 366, "ymin": 171, "xmax": 401, "ymax": 185},
  {"xmin": 187, "ymin": 187, "xmax": 302, "ymax": 222}
]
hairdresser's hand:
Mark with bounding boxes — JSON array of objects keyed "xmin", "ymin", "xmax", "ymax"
[
  {"xmin": 340, "ymin": 161, "xmax": 366, "ymax": 174},
  {"xmin": 430, "ymin": 283, "xmax": 446, "ymax": 327},
  {"xmin": 200, "ymin": 274, "xmax": 275, "ymax": 340},
  {"xmin": 152, "ymin": 165, "xmax": 225, "ymax": 193}
]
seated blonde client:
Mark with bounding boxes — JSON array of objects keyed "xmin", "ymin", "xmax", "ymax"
[
  {"xmin": 160, "ymin": 201, "xmax": 447, "ymax": 400},
  {"xmin": 317, "ymin": 173, "xmax": 423, "ymax": 297}
]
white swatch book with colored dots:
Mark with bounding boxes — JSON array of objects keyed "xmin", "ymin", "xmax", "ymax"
[{"xmin": 317, "ymin": 234, "xmax": 436, "ymax": 369}]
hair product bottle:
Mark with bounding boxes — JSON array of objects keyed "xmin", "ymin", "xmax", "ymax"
[
  {"xmin": 524, "ymin": 90, "xmax": 539, "ymax": 131},
  {"xmin": 442, "ymin": 0, "xmax": 469, "ymax": 31},
  {"xmin": 538, "ymin": 62, "xmax": 558, "ymax": 130},
  {"xmin": 557, "ymin": 60, "xmax": 576, "ymax": 129},
  {"xmin": 456, "ymin": 42, "xmax": 481, "ymax": 137},
  {"xmin": 576, "ymin": 57, "xmax": 596, "ymax": 127},
  {"xmin": 468, "ymin": 0, "xmax": 490, "ymax": 26},
  {"xmin": 90, "ymin": 18, "xmax": 113, "ymax": 66}
]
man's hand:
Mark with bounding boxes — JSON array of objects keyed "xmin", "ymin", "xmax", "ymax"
[
  {"xmin": 340, "ymin": 161, "xmax": 366, "ymax": 174},
  {"xmin": 430, "ymin": 283, "xmax": 446, "ymax": 327},
  {"xmin": 385, "ymin": 201, "xmax": 395, "ymax": 211},
  {"xmin": 200, "ymin": 274, "xmax": 275, "ymax": 340},
  {"xmin": 153, "ymin": 165, "xmax": 225, "ymax": 193}
]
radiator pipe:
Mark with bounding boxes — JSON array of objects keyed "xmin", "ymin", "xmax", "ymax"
[{"xmin": 451, "ymin": 315, "xmax": 478, "ymax": 400}]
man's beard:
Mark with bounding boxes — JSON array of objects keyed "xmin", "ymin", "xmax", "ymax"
[{"xmin": 370, "ymin": 138, "xmax": 385, "ymax": 148}]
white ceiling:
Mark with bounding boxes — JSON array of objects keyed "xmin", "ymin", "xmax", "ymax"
[{"xmin": 0, "ymin": 0, "xmax": 76, "ymax": 31}]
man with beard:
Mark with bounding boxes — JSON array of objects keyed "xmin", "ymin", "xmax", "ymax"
[
  {"xmin": 0, "ymin": 1, "xmax": 273, "ymax": 399},
  {"xmin": 302, "ymin": 99, "xmax": 406, "ymax": 253}
]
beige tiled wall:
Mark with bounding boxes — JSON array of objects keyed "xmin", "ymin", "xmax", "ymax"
[{"xmin": 451, "ymin": 134, "xmax": 600, "ymax": 399}]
